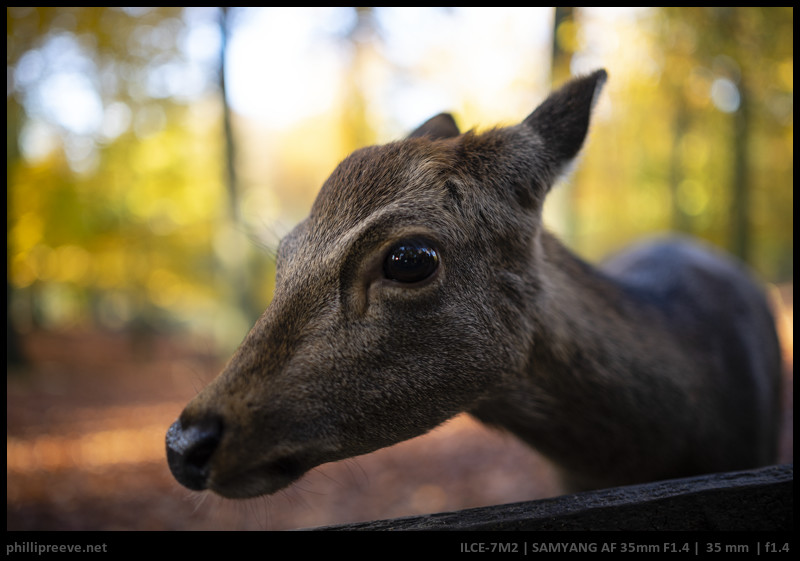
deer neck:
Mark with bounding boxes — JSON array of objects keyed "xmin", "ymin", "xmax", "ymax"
[{"xmin": 472, "ymin": 231, "xmax": 699, "ymax": 490}]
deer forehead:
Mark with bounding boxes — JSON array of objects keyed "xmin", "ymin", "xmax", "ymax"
[
  {"xmin": 273, "ymin": 141, "xmax": 455, "ymax": 279},
  {"xmin": 310, "ymin": 140, "xmax": 459, "ymax": 229}
]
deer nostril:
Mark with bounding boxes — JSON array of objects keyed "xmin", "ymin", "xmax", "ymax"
[{"xmin": 166, "ymin": 416, "xmax": 223, "ymax": 491}]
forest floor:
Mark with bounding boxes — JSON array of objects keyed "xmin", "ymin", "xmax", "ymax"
[{"xmin": 6, "ymin": 284, "xmax": 792, "ymax": 532}]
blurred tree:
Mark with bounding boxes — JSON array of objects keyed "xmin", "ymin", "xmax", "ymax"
[
  {"xmin": 341, "ymin": 6, "xmax": 380, "ymax": 151},
  {"xmin": 217, "ymin": 7, "xmax": 260, "ymax": 328},
  {"xmin": 548, "ymin": 7, "xmax": 579, "ymax": 244},
  {"xmin": 654, "ymin": 7, "xmax": 793, "ymax": 268},
  {"xmin": 7, "ymin": 86, "xmax": 26, "ymax": 366},
  {"xmin": 219, "ymin": 7, "xmax": 238, "ymax": 222},
  {"xmin": 551, "ymin": 7, "xmax": 576, "ymax": 85}
]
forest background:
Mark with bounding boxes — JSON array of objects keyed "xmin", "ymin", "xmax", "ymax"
[{"xmin": 6, "ymin": 7, "xmax": 793, "ymax": 532}]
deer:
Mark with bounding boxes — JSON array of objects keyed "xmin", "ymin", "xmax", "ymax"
[{"xmin": 166, "ymin": 69, "xmax": 782, "ymax": 500}]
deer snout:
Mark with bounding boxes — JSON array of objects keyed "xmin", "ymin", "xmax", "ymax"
[{"xmin": 166, "ymin": 415, "xmax": 223, "ymax": 491}]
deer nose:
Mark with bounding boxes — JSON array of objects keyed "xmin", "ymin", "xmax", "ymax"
[{"xmin": 166, "ymin": 416, "xmax": 222, "ymax": 491}]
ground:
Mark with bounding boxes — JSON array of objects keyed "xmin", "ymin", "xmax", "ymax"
[{"xmin": 6, "ymin": 284, "xmax": 793, "ymax": 531}]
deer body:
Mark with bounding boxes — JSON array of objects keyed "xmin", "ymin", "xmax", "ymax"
[{"xmin": 167, "ymin": 70, "xmax": 781, "ymax": 499}]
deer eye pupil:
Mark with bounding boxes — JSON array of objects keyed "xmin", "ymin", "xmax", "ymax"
[{"xmin": 383, "ymin": 240, "xmax": 439, "ymax": 283}]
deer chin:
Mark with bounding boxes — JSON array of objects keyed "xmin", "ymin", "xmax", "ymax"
[{"xmin": 207, "ymin": 453, "xmax": 316, "ymax": 499}]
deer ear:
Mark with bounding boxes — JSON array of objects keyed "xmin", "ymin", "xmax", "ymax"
[
  {"xmin": 408, "ymin": 113, "xmax": 461, "ymax": 140},
  {"xmin": 523, "ymin": 69, "xmax": 607, "ymax": 168}
]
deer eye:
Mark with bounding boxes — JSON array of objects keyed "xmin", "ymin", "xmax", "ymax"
[{"xmin": 383, "ymin": 239, "xmax": 439, "ymax": 283}]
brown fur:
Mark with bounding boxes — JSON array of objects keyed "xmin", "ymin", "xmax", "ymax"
[{"xmin": 166, "ymin": 70, "xmax": 782, "ymax": 499}]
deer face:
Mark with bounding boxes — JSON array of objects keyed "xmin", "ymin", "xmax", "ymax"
[{"xmin": 166, "ymin": 71, "xmax": 607, "ymax": 498}]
